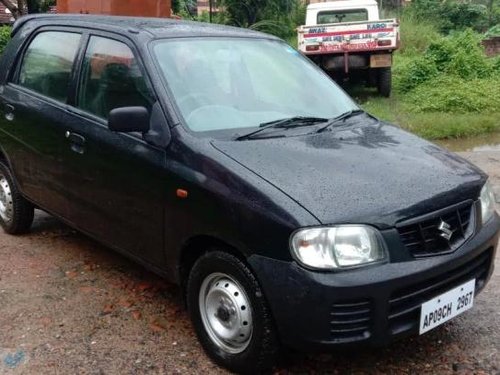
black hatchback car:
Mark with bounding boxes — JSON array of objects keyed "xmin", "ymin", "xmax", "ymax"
[{"xmin": 0, "ymin": 14, "xmax": 498, "ymax": 374}]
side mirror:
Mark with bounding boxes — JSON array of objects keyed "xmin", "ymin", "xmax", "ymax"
[{"xmin": 108, "ymin": 106, "xmax": 150, "ymax": 133}]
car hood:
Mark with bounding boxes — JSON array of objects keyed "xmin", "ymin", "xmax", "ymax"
[{"xmin": 211, "ymin": 121, "xmax": 486, "ymax": 228}]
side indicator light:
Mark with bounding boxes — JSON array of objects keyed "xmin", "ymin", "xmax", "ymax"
[{"xmin": 176, "ymin": 189, "xmax": 189, "ymax": 199}]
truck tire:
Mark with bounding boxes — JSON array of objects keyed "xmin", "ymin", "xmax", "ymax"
[
  {"xmin": 377, "ymin": 67, "xmax": 392, "ymax": 97},
  {"xmin": 0, "ymin": 161, "xmax": 34, "ymax": 234},
  {"xmin": 187, "ymin": 251, "xmax": 280, "ymax": 374}
]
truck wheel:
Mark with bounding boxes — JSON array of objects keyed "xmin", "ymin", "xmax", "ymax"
[
  {"xmin": 0, "ymin": 161, "xmax": 34, "ymax": 234},
  {"xmin": 187, "ymin": 251, "xmax": 279, "ymax": 374},
  {"xmin": 377, "ymin": 67, "xmax": 392, "ymax": 97}
]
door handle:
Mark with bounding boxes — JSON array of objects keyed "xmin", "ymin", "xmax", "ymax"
[
  {"xmin": 4, "ymin": 103, "xmax": 15, "ymax": 121},
  {"xmin": 65, "ymin": 131, "xmax": 86, "ymax": 146},
  {"xmin": 65, "ymin": 131, "xmax": 86, "ymax": 154}
]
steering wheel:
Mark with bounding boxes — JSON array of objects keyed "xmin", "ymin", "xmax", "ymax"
[{"xmin": 177, "ymin": 93, "xmax": 212, "ymax": 116}]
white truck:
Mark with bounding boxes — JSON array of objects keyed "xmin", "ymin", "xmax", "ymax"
[{"xmin": 298, "ymin": 0, "xmax": 400, "ymax": 96}]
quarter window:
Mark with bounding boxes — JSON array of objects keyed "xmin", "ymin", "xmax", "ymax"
[
  {"xmin": 18, "ymin": 31, "xmax": 81, "ymax": 102},
  {"xmin": 78, "ymin": 36, "xmax": 153, "ymax": 119}
]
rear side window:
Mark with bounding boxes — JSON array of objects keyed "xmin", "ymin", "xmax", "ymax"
[
  {"xmin": 78, "ymin": 36, "xmax": 153, "ymax": 119},
  {"xmin": 18, "ymin": 32, "xmax": 81, "ymax": 102}
]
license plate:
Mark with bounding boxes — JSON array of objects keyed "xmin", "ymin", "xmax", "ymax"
[
  {"xmin": 370, "ymin": 54, "xmax": 392, "ymax": 68},
  {"xmin": 419, "ymin": 279, "xmax": 475, "ymax": 334}
]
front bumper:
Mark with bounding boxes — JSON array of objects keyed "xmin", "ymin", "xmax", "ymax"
[{"xmin": 248, "ymin": 214, "xmax": 500, "ymax": 351}]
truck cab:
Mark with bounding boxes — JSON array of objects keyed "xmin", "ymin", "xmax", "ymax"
[
  {"xmin": 298, "ymin": 0, "xmax": 400, "ymax": 96},
  {"xmin": 305, "ymin": 0, "xmax": 380, "ymax": 25}
]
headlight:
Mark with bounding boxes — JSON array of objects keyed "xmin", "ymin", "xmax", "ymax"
[
  {"xmin": 480, "ymin": 180, "xmax": 496, "ymax": 224},
  {"xmin": 290, "ymin": 225, "xmax": 387, "ymax": 270}
]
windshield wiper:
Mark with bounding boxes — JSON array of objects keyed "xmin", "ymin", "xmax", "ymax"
[
  {"xmin": 235, "ymin": 116, "xmax": 329, "ymax": 141},
  {"xmin": 259, "ymin": 116, "xmax": 329, "ymax": 128},
  {"xmin": 316, "ymin": 109, "xmax": 365, "ymax": 133}
]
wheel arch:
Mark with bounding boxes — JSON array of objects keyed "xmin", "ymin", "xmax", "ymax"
[
  {"xmin": 178, "ymin": 234, "xmax": 249, "ymax": 292},
  {"xmin": 0, "ymin": 146, "xmax": 8, "ymax": 164},
  {"xmin": 0, "ymin": 145, "xmax": 17, "ymax": 176},
  {"xmin": 0, "ymin": 145, "xmax": 28, "ymax": 200}
]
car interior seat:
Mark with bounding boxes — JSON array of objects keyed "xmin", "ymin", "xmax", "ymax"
[{"xmin": 91, "ymin": 63, "xmax": 149, "ymax": 119}]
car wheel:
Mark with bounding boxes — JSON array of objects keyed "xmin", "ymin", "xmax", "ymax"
[
  {"xmin": 0, "ymin": 161, "xmax": 34, "ymax": 234},
  {"xmin": 377, "ymin": 67, "xmax": 392, "ymax": 97},
  {"xmin": 187, "ymin": 251, "xmax": 279, "ymax": 374}
]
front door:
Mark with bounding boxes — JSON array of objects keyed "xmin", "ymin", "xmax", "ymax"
[{"xmin": 60, "ymin": 34, "xmax": 168, "ymax": 267}]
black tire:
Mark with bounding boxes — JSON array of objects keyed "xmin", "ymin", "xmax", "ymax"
[
  {"xmin": 187, "ymin": 251, "xmax": 280, "ymax": 374},
  {"xmin": 377, "ymin": 67, "xmax": 392, "ymax": 97},
  {"xmin": 0, "ymin": 161, "xmax": 34, "ymax": 234}
]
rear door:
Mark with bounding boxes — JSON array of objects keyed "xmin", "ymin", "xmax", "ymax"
[
  {"xmin": 59, "ymin": 33, "xmax": 169, "ymax": 267},
  {"xmin": 0, "ymin": 29, "xmax": 83, "ymax": 217}
]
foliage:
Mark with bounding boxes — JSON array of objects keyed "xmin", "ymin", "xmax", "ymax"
[
  {"xmin": 197, "ymin": 10, "xmax": 229, "ymax": 24},
  {"xmin": 359, "ymin": 8, "xmax": 500, "ymax": 140},
  {"xmin": 362, "ymin": 94, "xmax": 500, "ymax": 140},
  {"xmin": 0, "ymin": 0, "xmax": 54, "ymax": 17},
  {"xmin": 396, "ymin": 30, "xmax": 497, "ymax": 92},
  {"xmin": 0, "ymin": 26, "xmax": 11, "ymax": 55},
  {"xmin": 485, "ymin": 24, "xmax": 500, "ymax": 38},
  {"xmin": 493, "ymin": 56, "xmax": 500, "ymax": 72},
  {"xmin": 198, "ymin": 0, "xmax": 305, "ymax": 40},
  {"xmin": 39, "ymin": 0, "xmax": 55, "ymax": 12},
  {"xmin": 398, "ymin": 13, "xmax": 441, "ymax": 54},
  {"xmin": 403, "ymin": 76, "xmax": 500, "ymax": 113},
  {"xmin": 406, "ymin": 0, "xmax": 497, "ymax": 33},
  {"xmin": 172, "ymin": 0, "xmax": 197, "ymax": 19},
  {"xmin": 395, "ymin": 56, "xmax": 439, "ymax": 92},
  {"xmin": 402, "ymin": 112, "xmax": 500, "ymax": 139},
  {"xmin": 220, "ymin": 0, "xmax": 270, "ymax": 27}
]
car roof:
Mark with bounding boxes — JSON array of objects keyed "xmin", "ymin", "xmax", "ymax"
[{"xmin": 12, "ymin": 14, "xmax": 279, "ymax": 41}]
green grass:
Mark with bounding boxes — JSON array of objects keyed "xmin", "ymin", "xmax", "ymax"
[
  {"xmin": 359, "ymin": 92, "xmax": 500, "ymax": 140},
  {"xmin": 398, "ymin": 15, "xmax": 441, "ymax": 55},
  {"xmin": 347, "ymin": 17, "xmax": 500, "ymax": 141}
]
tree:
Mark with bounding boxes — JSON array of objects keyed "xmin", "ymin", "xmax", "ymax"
[
  {"xmin": 172, "ymin": 0, "xmax": 197, "ymax": 18},
  {"xmin": 26, "ymin": 0, "xmax": 41, "ymax": 13},
  {"xmin": 0, "ymin": 0, "xmax": 54, "ymax": 18},
  {"xmin": 0, "ymin": 0, "xmax": 24, "ymax": 19},
  {"xmin": 218, "ymin": 0, "xmax": 299, "ymax": 28}
]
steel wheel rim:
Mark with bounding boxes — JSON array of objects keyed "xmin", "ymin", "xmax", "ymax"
[
  {"xmin": 0, "ymin": 172, "xmax": 13, "ymax": 223},
  {"xmin": 199, "ymin": 272, "xmax": 253, "ymax": 354}
]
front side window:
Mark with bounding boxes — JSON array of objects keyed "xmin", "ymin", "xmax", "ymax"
[
  {"xmin": 19, "ymin": 31, "xmax": 81, "ymax": 102},
  {"xmin": 78, "ymin": 36, "xmax": 153, "ymax": 119},
  {"xmin": 317, "ymin": 9, "xmax": 368, "ymax": 24},
  {"xmin": 153, "ymin": 38, "xmax": 357, "ymax": 134}
]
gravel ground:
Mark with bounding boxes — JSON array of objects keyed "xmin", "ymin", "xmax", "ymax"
[{"xmin": 0, "ymin": 150, "xmax": 499, "ymax": 375}]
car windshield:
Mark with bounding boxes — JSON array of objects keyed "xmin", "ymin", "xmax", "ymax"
[{"xmin": 153, "ymin": 38, "xmax": 358, "ymax": 134}]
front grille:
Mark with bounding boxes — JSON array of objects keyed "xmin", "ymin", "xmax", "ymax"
[
  {"xmin": 330, "ymin": 299, "xmax": 372, "ymax": 342},
  {"xmin": 388, "ymin": 248, "xmax": 493, "ymax": 335},
  {"xmin": 397, "ymin": 201, "xmax": 475, "ymax": 257}
]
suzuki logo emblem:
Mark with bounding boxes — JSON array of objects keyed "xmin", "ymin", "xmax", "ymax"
[{"xmin": 438, "ymin": 221, "xmax": 454, "ymax": 241}]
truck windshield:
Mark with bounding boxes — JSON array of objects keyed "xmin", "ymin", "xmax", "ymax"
[
  {"xmin": 317, "ymin": 9, "xmax": 368, "ymax": 24},
  {"xmin": 153, "ymin": 38, "xmax": 358, "ymax": 133}
]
